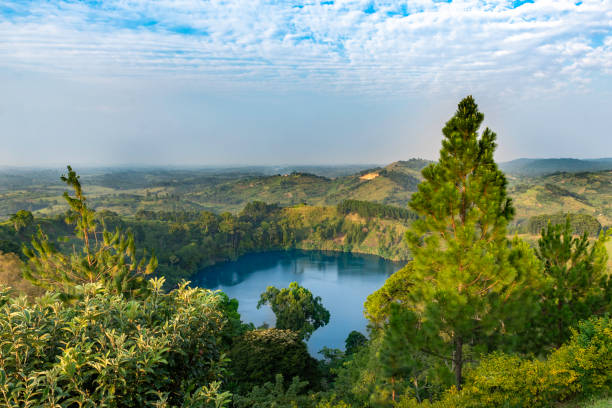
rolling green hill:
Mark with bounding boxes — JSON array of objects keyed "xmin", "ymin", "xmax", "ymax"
[
  {"xmin": 0, "ymin": 159, "xmax": 431, "ymax": 218},
  {"xmin": 1, "ymin": 160, "xmax": 610, "ymax": 232},
  {"xmin": 508, "ymin": 170, "xmax": 612, "ymax": 228}
]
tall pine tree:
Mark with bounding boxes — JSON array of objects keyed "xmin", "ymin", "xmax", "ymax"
[{"xmin": 404, "ymin": 96, "xmax": 539, "ymax": 388}]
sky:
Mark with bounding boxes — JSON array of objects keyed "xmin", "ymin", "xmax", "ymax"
[{"xmin": 0, "ymin": 0, "xmax": 611, "ymax": 166}]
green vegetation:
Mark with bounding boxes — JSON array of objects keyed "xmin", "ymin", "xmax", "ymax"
[
  {"xmin": 8, "ymin": 210, "xmax": 33, "ymax": 232},
  {"xmin": 22, "ymin": 166, "xmax": 157, "ymax": 300},
  {"xmin": 509, "ymin": 170, "xmax": 612, "ymax": 229},
  {"xmin": 337, "ymin": 200, "xmax": 418, "ymax": 221},
  {"xmin": 328, "ymin": 97, "xmax": 612, "ymax": 407},
  {"xmin": 1, "ymin": 200, "xmax": 411, "ymax": 289},
  {"xmin": 1, "ymin": 160, "xmax": 610, "ymax": 233},
  {"xmin": 258, "ymin": 282, "xmax": 330, "ymax": 341},
  {"xmin": 229, "ymin": 329, "xmax": 319, "ymax": 394},
  {"xmin": 403, "ymin": 96, "xmax": 539, "ymax": 388},
  {"xmin": 0, "ymin": 96, "xmax": 610, "ymax": 407},
  {"xmin": 0, "ymin": 161, "xmax": 428, "ymax": 219},
  {"xmin": 344, "ymin": 331, "xmax": 367, "ymax": 356},
  {"xmin": 394, "ymin": 317, "xmax": 612, "ymax": 408},
  {"xmin": 0, "ymin": 280, "xmax": 240, "ymax": 407},
  {"xmin": 530, "ymin": 219, "xmax": 611, "ymax": 350},
  {"xmin": 526, "ymin": 213, "xmax": 602, "ymax": 236}
]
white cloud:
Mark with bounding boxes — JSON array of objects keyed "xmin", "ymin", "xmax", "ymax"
[{"xmin": 0, "ymin": 0, "xmax": 610, "ymax": 96}]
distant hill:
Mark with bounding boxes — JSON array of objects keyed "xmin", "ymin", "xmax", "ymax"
[
  {"xmin": 187, "ymin": 158, "xmax": 432, "ymax": 213},
  {"xmin": 500, "ymin": 158, "xmax": 612, "ymax": 176},
  {"xmin": 0, "ymin": 159, "xmax": 432, "ymax": 218},
  {"xmin": 508, "ymin": 170, "xmax": 612, "ymax": 228},
  {"xmin": 1, "ymin": 159, "xmax": 610, "ymax": 231}
]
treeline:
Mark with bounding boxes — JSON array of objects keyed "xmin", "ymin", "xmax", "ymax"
[
  {"xmin": 337, "ymin": 200, "xmax": 418, "ymax": 221},
  {"xmin": 543, "ymin": 183, "xmax": 590, "ymax": 204},
  {"xmin": 125, "ymin": 201, "xmax": 409, "ymax": 286},
  {"xmin": 1, "ymin": 201, "xmax": 411, "ymax": 288},
  {"xmin": 526, "ymin": 213, "xmax": 602, "ymax": 236},
  {"xmin": 135, "ymin": 209, "xmax": 206, "ymax": 223}
]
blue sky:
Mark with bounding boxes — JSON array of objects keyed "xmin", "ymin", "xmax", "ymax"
[{"xmin": 0, "ymin": 0, "xmax": 611, "ymax": 166}]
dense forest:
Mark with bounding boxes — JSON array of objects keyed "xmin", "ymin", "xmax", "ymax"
[
  {"xmin": 0, "ymin": 97, "xmax": 611, "ymax": 407},
  {"xmin": 1, "ymin": 200, "xmax": 411, "ymax": 288}
]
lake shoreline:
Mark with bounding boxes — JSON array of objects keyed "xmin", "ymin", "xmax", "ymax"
[{"xmin": 192, "ymin": 250, "xmax": 404, "ymax": 355}]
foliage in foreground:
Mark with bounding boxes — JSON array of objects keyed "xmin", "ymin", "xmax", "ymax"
[
  {"xmin": 22, "ymin": 166, "xmax": 157, "ymax": 300},
  {"xmin": 395, "ymin": 317, "xmax": 612, "ymax": 408},
  {"xmin": 0, "ymin": 279, "xmax": 240, "ymax": 407}
]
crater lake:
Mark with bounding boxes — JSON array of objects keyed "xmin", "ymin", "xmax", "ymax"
[{"xmin": 192, "ymin": 250, "xmax": 404, "ymax": 355}]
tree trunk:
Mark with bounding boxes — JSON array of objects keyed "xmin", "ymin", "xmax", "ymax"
[{"xmin": 454, "ymin": 336, "xmax": 463, "ymax": 390}]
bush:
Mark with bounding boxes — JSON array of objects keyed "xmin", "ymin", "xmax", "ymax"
[
  {"xmin": 229, "ymin": 329, "xmax": 319, "ymax": 393},
  {"xmin": 233, "ymin": 374, "xmax": 311, "ymax": 408},
  {"xmin": 395, "ymin": 317, "xmax": 612, "ymax": 408},
  {"xmin": 345, "ymin": 331, "xmax": 367, "ymax": 355},
  {"xmin": 0, "ymin": 279, "xmax": 236, "ymax": 407}
]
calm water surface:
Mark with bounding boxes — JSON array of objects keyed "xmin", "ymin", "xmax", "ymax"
[{"xmin": 192, "ymin": 250, "xmax": 404, "ymax": 355}]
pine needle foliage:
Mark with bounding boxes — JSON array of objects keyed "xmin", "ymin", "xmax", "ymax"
[
  {"xmin": 378, "ymin": 304, "xmax": 425, "ymax": 403},
  {"xmin": 404, "ymin": 96, "xmax": 540, "ymax": 388},
  {"xmin": 22, "ymin": 166, "xmax": 157, "ymax": 300},
  {"xmin": 534, "ymin": 218, "xmax": 611, "ymax": 349}
]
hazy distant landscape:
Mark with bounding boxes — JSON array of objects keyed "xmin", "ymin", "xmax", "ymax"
[{"xmin": 2, "ymin": 157, "xmax": 610, "ymax": 228}]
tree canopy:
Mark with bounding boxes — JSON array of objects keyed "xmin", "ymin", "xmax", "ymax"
[
  {"xmin": 258, "ymin": 281, "xmax": 330, "ymax": 341},
  {"xmin": 9, "ymin": 210, "xmax": 33, "ymax": 232},
  {"xmin": 533, "ymin": 218, "xmax": 611, "ymax": 349}
]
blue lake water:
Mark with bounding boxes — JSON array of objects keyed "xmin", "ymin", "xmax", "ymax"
[{"xmin": 192, "ymin": 250, "xmax": 404, "ymax": 355}]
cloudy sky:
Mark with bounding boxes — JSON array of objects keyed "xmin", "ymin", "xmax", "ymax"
[{"xmin": 1, "ymin": 0, "xmax": 611, "ymax": 166}]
